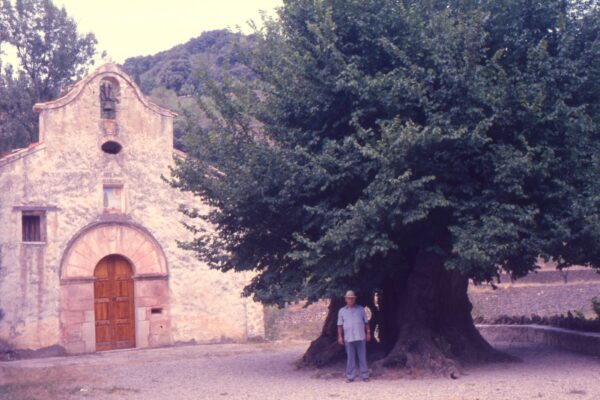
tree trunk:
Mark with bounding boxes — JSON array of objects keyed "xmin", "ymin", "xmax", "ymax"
[
  {"xmin": 301, "ymin": 293, "xmax": 384, "ymax": 367},
  {"xmin": 373, "ymin": 251, "xmax": 516, "ymax": 377},
  {"xmin": 377, "ymin": 277, "xmax": 402, "ymax": 353},
  {"xmin": 302, "ymin": 251, "xmax": 517, "ymax": 376},
  {"xmin": 300, "ymin": 297, "xmax": 346, "ymax": 367}
]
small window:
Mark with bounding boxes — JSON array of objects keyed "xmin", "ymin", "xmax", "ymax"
[
  {"xmin": 103, "ymin": 185, "xmax": 123, "ymax": 213},
  {"xmin": 22, "ymin": 212, "xmax": 45, "ymax": 242}
]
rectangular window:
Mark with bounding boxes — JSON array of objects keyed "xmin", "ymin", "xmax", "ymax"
[
  {"xmin": 103, "ymin": 185, "xmax": 123, "ymax": 213},
  {"xmin": 22, "ymin": 212, "xmax": 45, "ymax": 242}
]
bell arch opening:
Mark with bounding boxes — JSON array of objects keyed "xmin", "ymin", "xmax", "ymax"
[{"xmin": 99, "ymin": 77, "xmax": 119, "ymax": 119}]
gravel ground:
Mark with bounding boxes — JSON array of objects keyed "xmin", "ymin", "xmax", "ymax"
[{"xmin": 1, "ymin": 341, "xmax": 600, "ymax": 400}]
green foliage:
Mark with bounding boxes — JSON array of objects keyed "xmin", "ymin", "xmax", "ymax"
[
  {"xmin": 171, "ymin": 0, "xmax": 600, "ymax": 306},
  {"xmin": 0, "ymin": 64, "xmax": 35, "ymax": 151},
  {"xmin": 0, "ymin": 0, "xmax": 96, "ymax": 153},
  {"xmin": 593, "ymin": 297, "xmax": 600, "ymax": 319},
  {"xmin": 159, "ymin": 57, "xmax": 192, "ymax": 93},
  {"xmin": 122, "ymin": 29, "xmax": 253, "ymax": 94}
]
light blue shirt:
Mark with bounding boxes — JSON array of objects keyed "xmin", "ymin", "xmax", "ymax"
[{"xmin": 337, "ymin": 305, "xmax": 368, "ymax": 342}]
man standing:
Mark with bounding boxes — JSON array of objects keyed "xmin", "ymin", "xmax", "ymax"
[{"xmin": 337, "ymin": 290, "xmax": 371, "ymax": 382}]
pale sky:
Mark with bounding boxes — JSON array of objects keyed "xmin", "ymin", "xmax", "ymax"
[{"xmin": 10, "ymin": 0, "xmax": 283, "ymax": 64}]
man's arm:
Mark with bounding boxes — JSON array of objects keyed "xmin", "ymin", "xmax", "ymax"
[{"xmin": 338, "ymin": 325, "xmax": 344, "ymax": 345}]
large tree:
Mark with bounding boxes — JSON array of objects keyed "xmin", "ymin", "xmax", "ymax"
[
  {"xmin": 0, "ymin": 0, "xmax": 96, "ymax": 153},
  {"xmin": 171, "ymin": 0, "xmax": 600, "ymax": 376}
]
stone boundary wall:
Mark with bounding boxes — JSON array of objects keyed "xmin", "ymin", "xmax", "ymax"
[
  {"xmin": 469, "ymin": 280, "xmax": 600, "ymax": 319},
  {"xmin": 477, "ymin": 324, "xmax": 600, "ymax": 358},
  {"xmin": 494, "ymin": 268, "xmax": 600, "ymax": 285}
]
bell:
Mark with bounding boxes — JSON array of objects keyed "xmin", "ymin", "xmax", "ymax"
[{"xmin": 103, "ymin": 101, "xmax": 115, "ymax": 111}]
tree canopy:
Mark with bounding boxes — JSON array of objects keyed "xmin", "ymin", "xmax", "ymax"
[
  {"xmin": 173, "ymin": 0, "xmax": 600, "ymax": 305},
  {"xmin": 0, "ymin": 0, "xmax": 96, "ymax": 153}
]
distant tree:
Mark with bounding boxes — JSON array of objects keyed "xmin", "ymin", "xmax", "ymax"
[
  {"xmin": 0, "ymin": 64, "xmax": 34, "ymax": 151},
  {"xmin": 171, "ymin": 0, "xmax": 600, "ymax": 376},
  {"xmin": 159, "ymin": 57, "xmax": 192, "ymax": 93},
  {"xmin": 0, "ymin": 0, "xmax": 96, "ymax": 153}
]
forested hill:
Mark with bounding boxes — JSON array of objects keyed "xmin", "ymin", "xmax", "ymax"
[
  {"xmin": 121, "ymin": 29, "xmax": 253, "ymax": 149},
  {"xmin": 122, "ymin": 29, "xmax": 252, "ymax": 95}
]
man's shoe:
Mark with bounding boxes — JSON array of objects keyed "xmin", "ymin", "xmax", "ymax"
[
  {"xmin": 362, "ymin": 378, "xmax": 370, "ymax": 382},
  {"xmin": 345, "ymin": 378, "xmax": 354, "ymax": 383}
]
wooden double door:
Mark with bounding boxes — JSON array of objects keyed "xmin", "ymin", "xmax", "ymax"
[{"xmin": 94, "ymin": 255, "xmax": 136, "ymax": 351}]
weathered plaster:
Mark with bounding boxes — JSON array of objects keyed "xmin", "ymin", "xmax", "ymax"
[{"xmin": 0, "ymin": 63, "xmax": 264, "ymax": 353}]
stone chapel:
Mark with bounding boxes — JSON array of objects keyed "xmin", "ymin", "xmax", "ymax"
[{"xmin": 0, "ymin": 62, "xmax": 264, "ymax": 355}]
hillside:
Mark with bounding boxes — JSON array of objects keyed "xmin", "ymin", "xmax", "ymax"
[{"xmin": 122, "ymin": 29, "xmax": 253, "ymax": 149}]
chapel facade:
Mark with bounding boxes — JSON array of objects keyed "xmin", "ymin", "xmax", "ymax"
[{"xmin": 0, "ymin": 62, "xmax": 264, "ymax": 354}]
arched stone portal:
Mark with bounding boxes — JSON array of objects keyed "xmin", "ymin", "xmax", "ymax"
[{"xmin": 59, "ymin": 222, "xmax": 172, "ymax": 354}]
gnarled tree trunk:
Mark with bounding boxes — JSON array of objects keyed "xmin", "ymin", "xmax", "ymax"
[
  {"xmin": 301, "ymin": 297, "xmax": 346, "ymax": 367},
  {"xmin": 373, "ymin": 251, "xmax": 516, "ymax": 377},
  {"xmin": 302, "ymin": 251, "xmax": 516, "ymax": 376}
]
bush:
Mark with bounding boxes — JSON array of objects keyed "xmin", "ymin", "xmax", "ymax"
[{"xmin": 592, "ymin": 297, "xmax": 600, "ymax": 319}]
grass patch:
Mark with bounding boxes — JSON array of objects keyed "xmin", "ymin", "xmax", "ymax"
[
  {"xmin": 0, "ymin": 381, "xmax": 61, "ymax": 400},
  {"xmin": 99, "ymin": 385, "xmax": 141, "ymax": 394},
  {"xmin": 569, "ymin": 389, "xmax": 587, "ymax": 395}
]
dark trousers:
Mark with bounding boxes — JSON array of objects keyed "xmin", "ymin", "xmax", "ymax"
[{"xmin": 344, "ymin": 340, "xmax": 369, "ymax": 380}]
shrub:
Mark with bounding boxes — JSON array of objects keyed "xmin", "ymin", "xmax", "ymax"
[{"xmin": 592, "ymin": 297, "xmax": 600, "ymax": 319}]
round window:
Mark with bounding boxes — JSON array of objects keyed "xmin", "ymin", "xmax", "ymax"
[{"xmin": 101, "ymin": 141, "xmax": 122, "ymax": 154}]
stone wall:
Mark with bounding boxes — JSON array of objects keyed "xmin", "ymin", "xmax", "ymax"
[
  {"xmin": 0, "ymin": 63, "xmax": 264, "ymax": 353},
  {"xmin": 478, "ymin": 324, "xmax": 600, "ymax": 357},
  {"xmin": 470, "ymin": 270, "xmax": 600, "ymax": 319}
]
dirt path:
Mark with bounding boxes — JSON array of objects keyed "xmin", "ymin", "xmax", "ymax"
[{"xmin": 1, "ymin": 341, "xmax": 599, "ymax": 400}]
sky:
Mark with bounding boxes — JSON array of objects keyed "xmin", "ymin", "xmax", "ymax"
[{"xmin": 4, "ymin": 0, "xmax": 283, "ymax": 64}]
